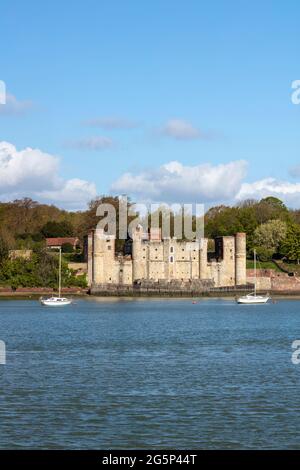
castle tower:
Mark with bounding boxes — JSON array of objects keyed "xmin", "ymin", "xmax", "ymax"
[
  {"xmin": 132, "ymin": 224, "xmax": 146, "ymax": 281},
  {"xmin": 199, "ymin": 238, "xmax": 208, "ymax": 279},
  {"xmin": 215, "ymin": 236, "xmax": 235, "ymax": 286},
  {"xmin": 235, "ymin": 232, "xmax": 246, "ymax": 285},
  {"xmin": 93, "ymin": 228, "xmax": 116, "ymax": 284}
]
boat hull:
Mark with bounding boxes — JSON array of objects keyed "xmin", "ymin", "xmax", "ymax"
[
  {"xmin": 237, "ymin": 295, "xmax": 269, "ymax": 304},
  {"xmin": 40, "ymin": 298, "xmax": 72, "ymax": 307}
]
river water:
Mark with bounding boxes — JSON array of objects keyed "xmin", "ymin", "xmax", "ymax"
[{"xmin": 0, "ymin": 297, "xmax": 300, "ymax": 449}]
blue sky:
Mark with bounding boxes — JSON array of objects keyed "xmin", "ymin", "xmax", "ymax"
[{"xmin": 0, "ymin": 0, "xmax": 299, "ymax": 209}]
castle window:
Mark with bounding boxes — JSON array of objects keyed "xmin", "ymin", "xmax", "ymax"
[
  {"xmin": 170, "ymin": 246, "xmax": 174, "ymax": 253},
  {"xmin": 107, "ymin": 245, "xmax": 111, "ymax": 250},
  {"xmin": 170, "ymin": 256, "xmax": 174, "ymax": 263}
]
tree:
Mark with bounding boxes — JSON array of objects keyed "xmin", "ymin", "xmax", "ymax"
[
  {"xmin": 61, "ymin": 242, "xmax": 74, "ymax": 253},
  {"xmin": 260, "ymin": 196, "xmax": 287, "ymax": 211},
  {"xmin": 279, "ymin": 224, "xmax": 300, "ymax": 264},
  {"xmin": 253, "ymin": 219, "xmax": 287, "ymax": 261},
  {"xmin": 41, "ymin": 220, "xmax": 74, "ymax": 238},
  {"xmin": 255, "ymin": 197, "xmax": 291, "ymax": 224},
  {"xmin": 0, "ymin": 236, "xmax": 9, "ymax": 263}
]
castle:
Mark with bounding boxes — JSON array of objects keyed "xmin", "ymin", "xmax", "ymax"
[{"xmin": 87, "ymin": 226, "xmax": 247, "ymax": 289}]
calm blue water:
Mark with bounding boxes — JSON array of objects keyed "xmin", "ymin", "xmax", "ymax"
[{"xmin": 0, "ymin": 297, "xmax": 300, "ymax": 449}]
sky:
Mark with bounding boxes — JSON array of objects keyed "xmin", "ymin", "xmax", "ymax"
[{"xmin": 0, "ymin": 0, "xmax": 299, "ymax": 210}]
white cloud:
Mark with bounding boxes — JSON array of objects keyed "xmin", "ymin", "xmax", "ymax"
[
  {"xmin": 84, "ymin": 117, "xmax": 139, "ymax": 130},
  {"xmin": 0, "ymin": 93, "xmax": 33, "ymax": 115},
  {"xmin": 65, "ymin": 136, "xmax": 113, "ymax": 150},
  {"xmin": 111, "ymin": 160, "xmax": 248, "ymax": 203},
  {"xmin": 236, "ymin": 177, "xmax": 300, "ymax": 207},
  {"xmin": 160, "ymin": 119, "xmax": 204, "ymax": 140},
  {"xmin": 40, "ymin": 179, "xmax": 97, "ymax": 208},
  {"xmin": 0, "ymin": 141, "xmax": 96, "ymax": 209}
]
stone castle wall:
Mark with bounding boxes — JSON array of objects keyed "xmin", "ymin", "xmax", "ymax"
[
  {"xmin": 247, "ymin": 269, "xmax": 300, "ymax": 292},
  {"xmin": 88, "ymin": 228, "xmax": 247, "ymax": 289}
]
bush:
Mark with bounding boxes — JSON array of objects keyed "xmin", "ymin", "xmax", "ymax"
[
  {"xmin": 61, "ymin": 243, "xmax": 74, "ymax": 253},
  {"xmin": 0, "ymin": 249, "xmax": 86, "ymax": 289}
]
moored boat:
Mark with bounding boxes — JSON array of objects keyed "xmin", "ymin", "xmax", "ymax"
[
  {"xmin": 40, "ymin": 296, "xmax": 72, "ymax": 307},
  {"xmin": 237, "ymin": 293, "xmax": 269, "ymax": 304},
  {"xmin": 40, "ymin": 248, "xmax": 72, "ymax": 307},
  {"xmin": 236, "ymin": 250, "xmax": 270, "ymax": 304}
]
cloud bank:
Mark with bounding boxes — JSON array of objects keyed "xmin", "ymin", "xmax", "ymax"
[
  {"xmin": 111, "ymin": 160, "xmax": 248, "ymax": 203},
  {"xmin": 236, "ymin": 178, "xmax": 300, "ymax": 207},
  {"xmin": 111, "ymin": 160, "xmax": 300, "ymax": 208},
  {"xmin": 0, "ymin": 141, "xmax": 96, "ymax": 209}
]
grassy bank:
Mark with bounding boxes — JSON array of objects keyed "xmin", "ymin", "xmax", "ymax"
[{"xmin": 246, "ymin": 260, "xmax": 281, "ymax": 271}]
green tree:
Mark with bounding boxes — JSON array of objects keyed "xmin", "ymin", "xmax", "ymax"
[
  {"xmin": 279, "ymin": 224, "xmax": 300, "ymax": 264},
  {"xmin": 61, "ymin": 242, "xmax": 74, "ymax": 253},
  {"xmin": 0, "ymin": 248, "xmax": 87, "ymax": 289},
  {"xmin": 0, "ymin": 236, "xmax": 9, "ymax": 263},
  {"xmin": 41, "ymin": 220, "xmax": 74, "ymax": 238},
  {"xmin": 255, "ymin": 197, "xmax": 291, "ymax": 224},
  {"xmin": 253, "ymin": 219, "xmax": 287, "ymax": 261}
]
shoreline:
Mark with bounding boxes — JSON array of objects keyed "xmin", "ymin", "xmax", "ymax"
[{"xmin": 1, "ymin": 290, "xmax": 300, "ymax": 300}]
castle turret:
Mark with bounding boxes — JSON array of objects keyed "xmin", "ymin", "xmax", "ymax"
[
  {"xmin": 93, "ymin": 229, "xmax": 116, "ymax": 284},
  {"xmin": 235, "ymin": 232, "xmax": 246, "ymax": 285}
]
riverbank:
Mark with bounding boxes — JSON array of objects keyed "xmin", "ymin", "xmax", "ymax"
[
  {"xmin": 2, "ymin": 288, "xmax": 300, "ymax": 300},
  {"xmin": 0, "ymin": 287, "xmax": 89, "ymax": 298}
]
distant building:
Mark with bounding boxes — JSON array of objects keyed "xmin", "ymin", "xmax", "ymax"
[
  {"xmin": 46, "ymin": 237, "xmax": 80, "ymax": 250},
  {"xmin": 87, "ymin": 226, "xmax": 247, "ymax": 288}
]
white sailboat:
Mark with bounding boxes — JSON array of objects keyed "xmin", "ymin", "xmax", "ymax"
[
  {"xmin": 40, "ymin": 248, "xmax": 72, "ymax": 307},
  {"xmin": 237, "ymin": 249, "xmax": 270, "ymax": 304}
]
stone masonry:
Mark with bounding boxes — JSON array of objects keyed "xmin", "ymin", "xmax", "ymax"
[{"xmin": 88, "ymin": 226, "xmax": 247, "ymax": 290}]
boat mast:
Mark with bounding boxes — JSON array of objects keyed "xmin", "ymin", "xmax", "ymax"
[
  {"xmin": 254, "ymin": 249, "xmax": 257, "ymax": 296},
  {"xmin": 58, "ymin": 247, "xmax": 62, "ymax": 298}
]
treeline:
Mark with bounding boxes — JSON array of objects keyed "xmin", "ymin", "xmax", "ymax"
[
  {"xmin": 0, "ymin": 196, "xmax": 135, "ymax": 255},
  {"xmin": 0, "ymin": 195, "xmax": 300, "ymax": 266},
  {"xmin": 205, "ymin": 197, "xmax": 300, "ymax": 263},
  {"xmin": 0, "ymin": 196, "xmax": 131, "ymax": 289},
  {"xmin": 0, "ymin": 198, "xmax": 86, "ymax": 249}
]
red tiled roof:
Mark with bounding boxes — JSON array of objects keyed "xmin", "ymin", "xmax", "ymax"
[{"xmin": 46, "ymin": 237, "xmax": 79, "ymax": 247}]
